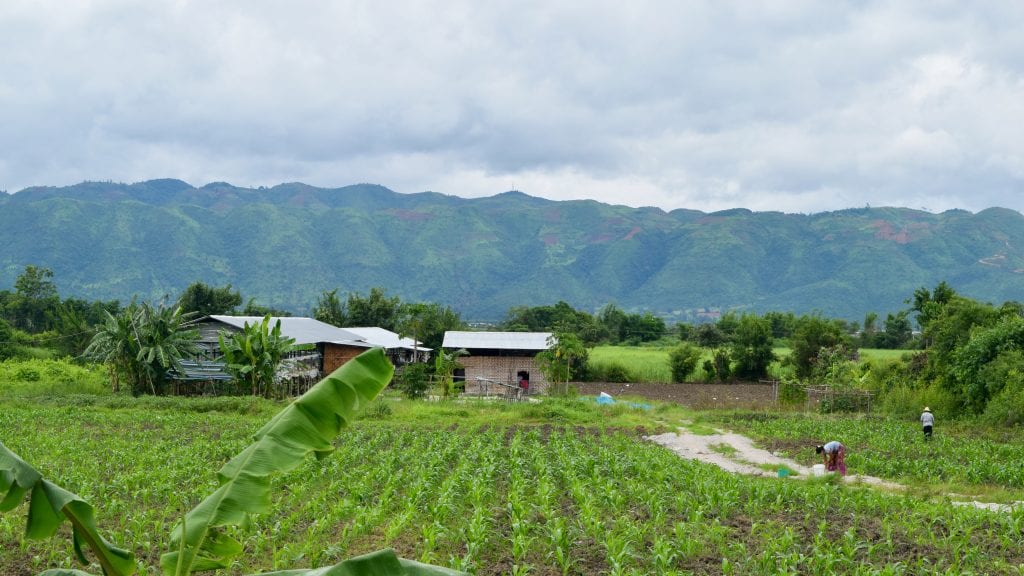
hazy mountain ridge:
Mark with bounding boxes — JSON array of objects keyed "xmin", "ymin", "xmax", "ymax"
[{"xmin": 3, "ymin": 181, "xmax": 1023, "ymax": 321}]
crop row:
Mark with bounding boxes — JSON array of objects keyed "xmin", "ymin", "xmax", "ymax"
[
  {"xmin": 3, "ymin": 404, "xmax": 1024, "ymax": 574},
  {"xmin": 713, "ymin": 413, "xmax": 1024, "ymax": 489}
]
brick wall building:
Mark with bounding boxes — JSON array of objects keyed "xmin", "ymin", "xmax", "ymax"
[{"xmin": 442, "ymin": 331, "xmax": 554, "ymax": 395}]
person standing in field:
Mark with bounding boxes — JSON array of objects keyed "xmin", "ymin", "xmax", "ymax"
[
  {"xmin": 921, "ymin": 407, "xmax": 934, "ymax": 439},
  {"xmin": 815, "ymin": 441, "xmax": 846, "ymax": 475}
]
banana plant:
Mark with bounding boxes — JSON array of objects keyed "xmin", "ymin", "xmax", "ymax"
[
  {"xmin": 0, "ymin": 442, "xmax": 135, "ymax": 576},
  {"xmin": 1, "ymin": 348, "xmax": 467, "ymax": 576}
]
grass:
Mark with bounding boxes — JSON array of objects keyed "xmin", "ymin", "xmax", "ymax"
[
  {"xmin": 0, "ymin": 358, "xmax": 110, "ymax": 398},
  {"xmin": 709, "ymin": 442, "xmax": 738, "ymax": 456},
  {"xmin": 588, "ymin": 344, "xmax": 910, "ymax": 383},
  {"xmin": 588, "ymin": 345, "xmax": 675, "ymax": 382}
]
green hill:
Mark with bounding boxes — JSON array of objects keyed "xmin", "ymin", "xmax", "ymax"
[{"xmin": 3, "ymin": 180, "xmax": 1023, "ymax": 321}]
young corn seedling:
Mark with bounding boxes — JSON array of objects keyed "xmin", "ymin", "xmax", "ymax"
[{"xmin": 0, "ymin": 349, "xmax": 468, "ymax": 576}]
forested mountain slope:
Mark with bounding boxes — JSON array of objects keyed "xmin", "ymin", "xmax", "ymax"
[{"xmin": 3, "ymin": 179, "xmax": 1023, "ymax": 320}]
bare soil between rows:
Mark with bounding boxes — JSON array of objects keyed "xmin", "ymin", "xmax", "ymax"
[{"xmin": 571, "ymin": 381, "xmax": 777, "ymax": 409}]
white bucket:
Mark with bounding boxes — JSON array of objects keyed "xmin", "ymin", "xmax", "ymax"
[{"xmin": 812, "ymin": 464, "xmax": 827, "ymax": 477}]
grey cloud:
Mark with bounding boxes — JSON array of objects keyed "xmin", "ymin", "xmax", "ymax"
[{"xmin": 0, "ymin": 1, "xmax": 1022, "ymax": 213}]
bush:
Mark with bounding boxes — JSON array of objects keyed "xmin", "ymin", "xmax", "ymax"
[
  {"xmin": 361, "ymin": 398, "xmax": 393, "ymax": 419},
  {"xmin": 819, "ymin": 393, "xmax": 871, "ymax": 413},
  {"xmin": 600, "ymin": 362, "xmax": 633, "ymax": 383},
  {"xmin": 878, "ymin": 383, "xmax": 957, "ymax": 421},
  {"xmin": 668, "ymin": 342, "xmax": 701, "ymax": 383},
  {"xmin": 778, "ymin": 378, "xmax": 806, "ymax": 406},
  {"xmin": 0, "ymin": 358, "xmax": 109, "ymax": 397},
  {"xmin": 711, "ymin": 349, "xmax": 731, "ymax": 381},
  {"xmin": 981, "ymin": 369, "xmax": 1024, "ymax": 426},
  {"xmin": 397, "ymin": 362, "xmax": 431, "ymax": 399},
  {"xmin": 15, "ymin": 366, "xmax": 41, "ymax": 382}
]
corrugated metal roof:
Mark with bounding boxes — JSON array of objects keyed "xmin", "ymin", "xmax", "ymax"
[
  {"xmin": 204, "ymin": 317, "xmax": 430, "ymax": 350},
  {"xmin": 345, "ymin": 327, "xmax": 431, "ymax": 351},
  {"xmin": 208, "ymin": 316, "xmax": 363, "ymax": 346},
  {"xmin": 442, "ymin": 331, "xmax": 554, "ymax": 351}
]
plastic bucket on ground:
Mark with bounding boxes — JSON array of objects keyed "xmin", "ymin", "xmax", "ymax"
[{"xmin": 812, "ymin": 464, "xmax": 826, "ymax": 476}]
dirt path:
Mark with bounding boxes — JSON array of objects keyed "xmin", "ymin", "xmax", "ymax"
[{"xmin": 648, "ymin": 426, "xmax": 911, "ymax": 491}]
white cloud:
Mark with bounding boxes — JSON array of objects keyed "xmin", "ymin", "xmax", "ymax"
[{"xmin": 0, "ymin": 0, "xmax": 1022, "ymax": 212}]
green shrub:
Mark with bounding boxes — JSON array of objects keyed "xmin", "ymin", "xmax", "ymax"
[
  {"xmin": 362, "ymin": 398, "xmax": 394, "ymax": 419},
  {"xmin": 879, "ymin": 382, "xmax": 958, "ymax": 420},
  {"xmin": 0, "ymin": 358, "xmax": 109, "ymax": 397},
  {"xmin": 982, "ymin": 369, "xmax": 1024, "ymax": 426},
  {"xmin": 712, "ymin": 349, "xmax": 732, "ymax": 381},
  {"xmin": 601, "ymin": 362, "xmax": 633, "ymax": 383},
  {"xmin": 14, "ymin": 366, "xmax": 40, "ymax": 382},
  {"xmin": 397, "ymin": 362, "xmax": 431, "ymax": 399},
  {"xmin": 778, "ymin": 378, "xmax": 806, "ymax": 405},
  {"xmin": 819, "ymin": 393, "xmax": 870, "ymax": 413},
  {"xmin": 668, "ymin": 342, "xmax": 701, "ymax": 383}
]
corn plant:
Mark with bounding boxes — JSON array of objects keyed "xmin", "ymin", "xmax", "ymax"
[{"xmin": 0, "ymin": 348, "xmax": 467, "ymax": 576}]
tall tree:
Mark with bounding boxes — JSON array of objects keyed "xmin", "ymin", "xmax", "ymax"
[
  {"xmin": 346, "ymin": 287, "xmax": 401, "ymax": 330},
  {"xmin": 789, "ymin": 314, "xmax": 853, "ymax": 379},
  {"xmin": 0, "ymin": 318, "xmax": 16, "ymax": 361},
  {"xmin": 241, "ymin": 297, "xmax": 292, "ymax": 317},
  {"xmin": 875, "ymin": 310, "xmax": 913, "ymax": 349},
  {"xmin": 694, "ymin": 323, "xmax": 727, "ymax": 349},
  {"xmin": 396, "ymin": 302, "xmax": 465, "ymax": 352},
  {"xmin": 8, "ymin": 265, "xmax": 60, "ymax": 332},
  {"xmin": 312, "ymin": 289, "xmax": 347, "ymax": 326},
  {"xmin": 176, "ymin": 282, "xmax": 242, "ymax": 317},
  {"xmin": 730, "ymin": 314, "xmax": 775, "ymax": 380},
  {"xmin": 536, "ymin": 332, "xmax": 587, "ymax": 393}
]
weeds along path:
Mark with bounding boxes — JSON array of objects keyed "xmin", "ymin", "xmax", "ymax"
[
  {"xmin": 649, "ymin": 426, "xmax": 1023, "ymax": 512},
  {"xmin": 648, "ymin": 426, "xmax": 911, "ymax": 491}
]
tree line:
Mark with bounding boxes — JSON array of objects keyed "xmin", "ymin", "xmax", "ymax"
[{"xmin": 5, "ymin": 265, "xmax": 1024, "ymax": 423}]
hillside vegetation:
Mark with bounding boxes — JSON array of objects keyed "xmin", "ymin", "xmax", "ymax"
[{"xmin": 3, "ymin": 180, "xmax": 1024, "ymax": 320}]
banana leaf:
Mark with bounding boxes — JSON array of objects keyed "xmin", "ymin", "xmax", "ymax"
[
  {"xmin": 249, "ymin": 548, "xmax": 465, "ymax": 576},
  {"xmin": 0, "ymin": 442, "xmax": 135, "ymax": 576},
  {"xmin": 160, "ymin": 348, "xmax": 395, "ymax": 575}
]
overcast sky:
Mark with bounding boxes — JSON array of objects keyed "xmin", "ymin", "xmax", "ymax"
[{"xmin": 2, "ymin": 1, "xmax": 1023, "ymax": 214}]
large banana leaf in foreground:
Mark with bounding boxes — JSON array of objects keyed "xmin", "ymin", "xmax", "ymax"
[
  {"xmin": 0, "ymin": 442, "xmax": 135, "ymax": 576},
  {"xmin": 160, "ymin": 348, "xmax": 395, "ymax": 576},
  {"xmin": 252, "ymin": 548, "xmax": 465, "ymax": 576}
]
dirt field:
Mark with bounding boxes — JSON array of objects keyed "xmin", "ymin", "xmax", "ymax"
[{"xmin": 572, "ymin": 381, "xmax": 777, "ymax": 409}]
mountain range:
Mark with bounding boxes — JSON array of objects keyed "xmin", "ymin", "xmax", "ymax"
[{"xmin": 3, "ymin": 179, "xmax": 1024, "ymax": 322}]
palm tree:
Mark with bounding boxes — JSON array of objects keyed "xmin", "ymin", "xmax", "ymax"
[
  {"xmin": 85, "ymin": 301, "xmax": 198, "ymax": 395},
  {"xmin": 85, "ymin": 305, "xmax": 141, "ymax": 392}
]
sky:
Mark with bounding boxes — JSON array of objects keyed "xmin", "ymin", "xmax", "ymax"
[{"xmin": 2, "ymin": 1, "xmax": 1023, "ymax": 214}]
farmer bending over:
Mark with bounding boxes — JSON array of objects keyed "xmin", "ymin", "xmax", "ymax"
[{"xmin": 815, "ymin": 441, "xmax": 846, "ymax": 475}]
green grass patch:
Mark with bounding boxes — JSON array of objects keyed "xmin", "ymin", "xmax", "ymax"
[
  {"xmin": 709, "ymin": 442, "xmax": 738, "ymax": 456},
  {"xmin": 0, "ymin": 358, "xmax": 110, "ymax": 398}
]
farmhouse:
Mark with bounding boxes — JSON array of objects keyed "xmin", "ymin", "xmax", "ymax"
[
  {"xmin": 184, "ymin": 316, "xmax": 429, "ymax": 388},
  {"xmin": 441, "ymin": 331, "xmax": 554, "ymax": 395}
]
